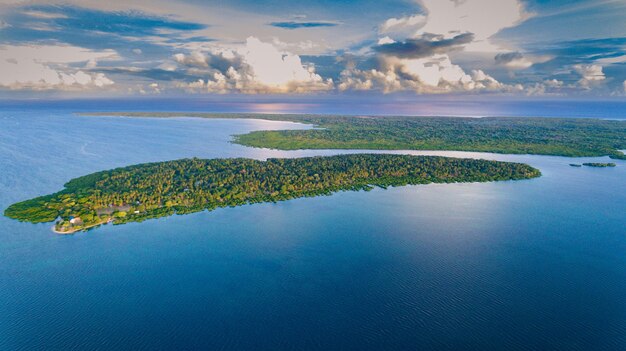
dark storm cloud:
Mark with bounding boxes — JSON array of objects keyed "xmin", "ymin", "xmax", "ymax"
[
  {"xmin": 373, "ymin": 33, "xmax": 474, "ymax": 59},
  {"xmin": 495, "ymin": 52, "xmax": 524, "ymax": 65}
]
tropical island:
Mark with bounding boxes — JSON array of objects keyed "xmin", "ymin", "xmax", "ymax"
[
  {"xmin": 4, "ymin": 154, "xmax": 540, "ymax": 234},
  {"xmin": 82, "ymin": 113, "xmax": 626, "ymax": 159}
]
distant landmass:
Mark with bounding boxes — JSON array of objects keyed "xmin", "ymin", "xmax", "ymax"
[
  {"xmin": 82, "ymin": 113, "xmax": 626, "ymax": 159},
  {"xmin": 4, "ymin": 154, "xmax": 540, "ymax": 234},
  {"xmin": 582, "ymin": 162, "xmax": 616, "ymax": 167}
]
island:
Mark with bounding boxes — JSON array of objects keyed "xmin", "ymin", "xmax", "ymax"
[
  {"xmin": 82, "ymin": 113, "xmax": 626, "ymax": 159},
  {"xmin": 582, "ymin": 162, "xmax": 616, "ymax": 167},
  {"xmin": 4, "ymin": 154, "xmax": 540, "ymax": 234}
]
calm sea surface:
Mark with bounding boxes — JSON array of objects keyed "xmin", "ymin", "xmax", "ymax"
[{"xmin": 0, "ymin": 108, "xmax": 625, "ymax": 350}]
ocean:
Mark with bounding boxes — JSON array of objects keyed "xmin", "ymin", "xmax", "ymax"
[{"xmin": 0, "ymin": 105, "xmax": 624, "ymax": 350}]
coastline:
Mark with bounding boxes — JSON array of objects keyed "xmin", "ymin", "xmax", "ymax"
[{"xmin": 52, "ymin": 218, "xmax": 111, "ymax": 235}]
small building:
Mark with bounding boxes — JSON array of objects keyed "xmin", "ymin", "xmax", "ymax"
[{"xmin": 70, "ymin": 217, "xmax": 83, "ymax": 225}]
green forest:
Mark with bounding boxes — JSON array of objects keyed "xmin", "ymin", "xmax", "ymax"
[
  {"xmin": 582, "ymin": 162, "xmax": 616, "ymax": 167},
  {"xmin": 85, "ymin": 113, "xmax": 626, "ymax": 159},
  {"xmin": 5, "ymin": 154, "xmax": 540, "ymax": 233}
]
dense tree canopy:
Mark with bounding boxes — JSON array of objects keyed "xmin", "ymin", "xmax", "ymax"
[
  {"xmin": 233, "ymin": 116, "xmax": 626, "ymax": 159},
  {"xmin": 582, "ymin": 162, "xmax": 616, "ymax": 167},
  {"xmin": 5, "ymin": 154, "xmax": 540, "ymax": 233}
]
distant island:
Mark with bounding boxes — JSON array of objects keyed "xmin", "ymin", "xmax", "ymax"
[
  {"xmin": 582, "ymin": 162, "xmax": 616, "ymax": 167},
  {"xmin": 4, "ymin": 154, "xmax": 540, "ymax": 234},
  {"xmin": 82, "ymin": 113, "xmax": 626, "ymax": 159}
]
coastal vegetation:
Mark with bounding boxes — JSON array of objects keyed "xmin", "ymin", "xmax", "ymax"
[
  {"xmin": 4, "ymin": 154, "xmax": 540, "ymax": 233},
  {"xmin": 84, "ymin": 113, "xmax": 626, "ymax": 159},
  {"xmin": 582, "ymin": 162, "xmax": 616, "ymax": 167}
]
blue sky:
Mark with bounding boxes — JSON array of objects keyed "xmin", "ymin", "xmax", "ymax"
[{"xmin": 0, "ymin": 0, "xmax": 625, "ymax": 98}]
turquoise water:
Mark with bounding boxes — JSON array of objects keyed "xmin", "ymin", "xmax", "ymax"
[{"xmin": 0, "ymin": 110, "xmax": 625, "ymax": 350}]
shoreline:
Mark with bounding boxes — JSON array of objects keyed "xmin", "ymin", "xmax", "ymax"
[{"xmin": 52, "ymin": 218, "xmax": 111, "ymax": 235}]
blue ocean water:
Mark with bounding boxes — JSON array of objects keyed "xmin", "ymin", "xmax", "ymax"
[
  {"xmin": 2, "ymin": 97, "xmax": 626, "ymax": 119},
  {"xmin": 0, "ymin": 108, "xmax": 625, "ymax": 350}
]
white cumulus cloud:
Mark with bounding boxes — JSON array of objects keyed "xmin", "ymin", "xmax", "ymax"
[
  {"xmin": 524, "ymin": 79, "xmax": 564, "ymax": 96},
  {"xmin": 339, "ymin": 54, "xmax": 508, "ymax": 94},
  {"xmin": 174, "ymin": 51, "xmax": 208, "ymax": 67},
  {"xmin": 175, "ymin": 37, "xmax": 333, "ymax": 94},
  {"xmin": 574, "ymin": 64, "xmax": 605, "ymax": 88},
  {"xmin": 0, "ymin": 44, "xmax": 118, "ymax": 90}
]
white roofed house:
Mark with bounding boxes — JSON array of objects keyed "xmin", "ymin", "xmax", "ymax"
[{"xmin": 69, "ymin": 216, "xmax": 83, "ymax": 226}]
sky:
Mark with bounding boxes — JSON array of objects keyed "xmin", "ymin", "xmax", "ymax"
[{"xmin": 0, "ymin": 0, "xmax": 625, "ymax": 99}]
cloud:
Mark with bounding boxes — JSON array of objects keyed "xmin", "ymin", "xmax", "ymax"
[
  {"xmin": 574, "ymin": 64, "xmax": 605, "ymax": 88},
  {"xmin": 495, "ymin": 52, "xmax": 527, "ymax": 67},
  {"xmin": 373, "ymin": 33, "xmax": 474, "ymax": 59},
  {"xmin": 415, "ymin": 0, "xmax": 530, "ymax": 52},
  {"xmin": 380, "ymin": 14, "xmax": 426, "ymax": 38},
  {"xmin": 339, "ymin": 54, "xmax": 511, "ymax": 94},
  {"xmin": 174, "ymin": 37, "xmax": 333, "ymax": 93},
  {"xmin": 374, "ymin": 0, "xmax": 532, "ymax": 67},
  {"xmin": 350, "ymin": 0, "xmax": 534, "ymax": 95},
  {"xmin": 596, "ymin": 54, "xmax": 626, "ymax": 65},
  {"xmin": 344, "ymin": 0, "xmax": 533, "ymax": 94},
  {"xmin": 270, "ymin": 38, "xmax": 324, "ymax": 54},
  {"xmin": 546, "ymin": 37, "xmax": 626, "ymax": 63},
  {"xmin": 524, "ymin": 79, "xmax": 564, "ymax": 96},
  {"xmin": 376, "ymin": 0, "xmax": 530, "ymax": 56},
  {"xmin": 174, "ymin": 51, "xmax": 208, "ymax": 67},
  {"xmin": 84, "ymin": 58, "xmax": 98, "ymax": 69},
  {"xmin": 22, "ymin": 10, "xmax": 69, "ymax": 19},
  {"xmin": 0, "ymin": 3, "xmax": 213, "ymax": 72},
  {"xmin": 148, "ymin": 82, "xmax": 161, "ymax": 93},
  {"xmin": 495, "ymin": 51, "xmax": 553, "ymax": 69},
  {"xmin": 269, "ymin": 21, "xmax": 339, "ymax": 29},
  {"xmin": 157, "ymin": 62, "xmax": 178, "ymax": 72},
  {"xmin": 1, "ymin": 0, "xmax": 618, "ymax": 96},
  {"xmin": 97, "ymin": 66, "xmax": 202, "ymax": 82},
  {"xmin": 377, "ymin": 37, "xmax": 395, "ymax": 45},
  {"xmin": 16, "ymin": 5, "xmax": 206, "ymax": 36},
  {"xmin": 0, "ymin": 44, "xmax": 117, "ymax": 90}
]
